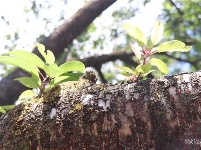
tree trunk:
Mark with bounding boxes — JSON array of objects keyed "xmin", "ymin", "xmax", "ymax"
[
  {"xmin": 0, "ymin": 0, "xmax": 117, "ymax": 105},
  {"xmin": 0, "ymin": 71, "xmax": 200, "ymax": 150}
]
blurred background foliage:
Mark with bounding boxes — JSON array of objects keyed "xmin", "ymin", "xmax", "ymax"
[{"xmin": 0, "ymin": 0, "xmax": 200, "ymax": 83}]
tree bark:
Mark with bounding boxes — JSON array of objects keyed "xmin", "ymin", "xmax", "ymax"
[
  {"xmin": 0, "ymin": 0, "xmax": 117, "ymax": 105},
  {"xmin": 0, "ymin": 71, "xmax": 200, "ymax": 149}
]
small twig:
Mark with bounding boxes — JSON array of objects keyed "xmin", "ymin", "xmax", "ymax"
[{"xmin": 169, "ymin": 0, "xmax": 184, "ymax": 16}]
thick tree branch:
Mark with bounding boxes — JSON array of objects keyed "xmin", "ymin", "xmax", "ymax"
[
  {"xmin": 78, "ymin": 51, "xmax": 137, "ymax": 67},
  {"xmin": 0, "ymin": 0, "xmax": 117, "ymax": 105},
  {"xmin": 0, "ymin": 71, "xmax": 200, "ymax": 149}
]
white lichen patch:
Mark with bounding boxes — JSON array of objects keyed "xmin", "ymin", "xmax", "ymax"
[
  {"xmin": 124, "ymin": 84, "xmax": 134, "ymax": 100},
  {"xmin": 98, "ymin": 99, "xmax": 105, "ymax": 109},
  {"xmin": 90, "ymin": 100, "xmax": 94, "ymax": 105},
  {"xmin": 169, "ymin": 86, "xmax": 178, "ymax": 100},
  {"xmin": 49, "ymin": 108, "xmax": 57, "ymax": 119},
  {"xmin": 81, "ymin": 94, "xmax": 93, "ymax": 105},
  {"xmin": 98, "ymin": 99, "xmax": 110, "ymax": 111},
  {"xmin": 196, "ymin": 71, "xmax": 201, "ymax": 77},
  {"xmin": 182, "ymin": 74, "xmax": 191, "ymax": 83},
  {"xmin": 105, "ymin": 99, "xmax": 110, "ymax": 109}
]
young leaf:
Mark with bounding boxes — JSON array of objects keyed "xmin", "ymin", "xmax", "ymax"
[
  {"xmin": 115, "ymin": 66, "xmax": 135, "ymax": 75},
  {"xmin": 151, "ymin": 21, "xmax": 164, "ymax": 45},
  {"xmin": 51, "ymin": 76, "xmax": 70, "ymax": 85},
  {"xmin": 141, "ymin": 70, "xmax": 156, "ymax": 77},
  {"xmin": 135, "ymin": 65, "xmax": 143, "ymax": 74},
  {"xmin": 46, "ymin": 50, "xmax": 55, "ymax": 65},
  {"xmin": 59, "ymin": 61, "xmax": 85, "ymax": 74},
  {"xmin": 120, "ymin": 71, "xmax": 131, "ymax": 77},
  {"xmin": 134, "ymin": 64, "xmax": 151, "ymax": 76},
  {"xmin": 62, "ymin": 72, "xmax": 83, "ymax": 78},
  {"xmin": 7, "ymin": 50, "xmax": 44, "ymax": 69},
  {"xmin": 122, "ymin": 23, "xmax": 147, "ymax": 47},
  {"xmin": 146, "ymin": 38, "xmax": 154, "ymax": 49},
  {"xmin": 141, "ymin": 63, "xmax": 151, "ymax": 74},
  {"xmin": 157, "ymin": 40, "xmax": 192, "ymax": 52},
  {"xmin": 18, "ymin": 90, "xmax": 36, "ymax": 100},
  {"xmin": 44, "ymin": 63, "xmax": 61, "ymax": 78},
  {"xmin": 0, "ymin": 106, "xmax": 6, "ymax": 114},
  {"xmin": 0, "ymin": 56, "xmax": 39, "ymax": 77},
  {"xmin": 1, "ymin": 105, "xmax": 15, "ymax": 111},
  {"xmin": 130, "ymin": 42, "xmax": 141, "ymax": 62},
  {"xmin": 37, "ymin": 43, "xmax": 48, "ymax": 61},
  {"xmin": 150, "ymin": 58, "xmax": 169, "ymax": 74},
  {"xmin": 15, "ymin": 76, "xmax": 40, "ymax": 88}
]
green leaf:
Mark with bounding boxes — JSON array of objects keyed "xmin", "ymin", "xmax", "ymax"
[
  {"xmin": 7, "ymin": 50, "xmax": 44, "ymax": 69},
  {"xmin": 135, "ymin": 65, "xmax": 143, "ymax": 74},
  {"xmin": 18, "ymin": 90, "xmax": 36, "ymax": 100},
  {"xmin": 1, "ymin": 105, "xmax": 15, "ymax": 111},
  {"xmin": 44, "ymin": 63, "xmax": 61, "ymax": 78},
  {"xmin": 141, "ymin": 63, "xmax": 151, "ymax": 74},
  {"xmin": 61, "ymin": 72, "xmax": 83, "ymax": 79},
  {"xmin": 59, "ymin": 61, "xmax": 85, "ymax": 74},
  {"xmin": 151, "ymin": 21, "xmax": 164, "ymax": 45},
  {"xmin": 51, "ymin": 76, "xmax": 70, "ymax": 85},
  {"xmin": 37, "ymin": 44, "xmax": 56, "ymax": 65},
  {"xmin": 130, "ymin": 42, "xmax": 141, "ymax": 61},
  {"xmin": 46, "ymin": 50, "xmax": 55, "ymax": 65},
  {"xmin": 37, "ymin": 43, "xmax": 47, "ymax": 60},
  {"xmin": 146, "ymin": 38, "xmax": 154, "ymax": 49},
  {"xmin": 0, "ymin": 106, "xmax": 6, "ymax": 114},
  {"xmin": 157, "ymin": 40, "xmax": 192, "ymax": 52},
  {"xmin": 150, "ymin": 58, "xmax": 169, "ymax": 74},
  {"xmin": 141, "ymin": 70, "xmax": 156, "ymax": 77},
  {"xmin": 15, "ymin": 75, "xmax": 40, "ymax": 88},
  {"xmin": 115, "ymin": 66, "xmax": 135, "ymax": 75},
  {"xmin": 120, "ymin": 71, "xmax": 130, "ymax": 77},
  {"xmin": 134, "ymin": 64, "xmax": 151, "ymax": 76},
  {"xmin": 122, "ymin": 23, "xmax": 147, "ymax": 47},
  {"xmin": 0, "ymin": 56, "xmax": 39, "ymax": 77}
]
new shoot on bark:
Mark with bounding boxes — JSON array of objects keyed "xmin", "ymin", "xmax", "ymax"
[
  {"xmin": 0, "ymin": 44, "xmax": 85, "ymax": 113},
  {"xmin": 115, "ymin": 21, "xmax": 192, "ymax": 82}
]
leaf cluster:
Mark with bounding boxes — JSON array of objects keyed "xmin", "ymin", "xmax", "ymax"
[
  {"xmin": 0, "ymin": 44, "xmax": 85, "ymax": 113},
  {"xmin": 116, "ymin": 21, "xmax": 192, "ymax": 82}
]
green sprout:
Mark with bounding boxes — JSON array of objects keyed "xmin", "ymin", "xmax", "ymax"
[
  {"xmin": 115, "ymin": 21, "xmax": 192, "ymax": 82},
  {"xmin": 0, "ymin": 44, "xmax": 85, "ymax": 113}
]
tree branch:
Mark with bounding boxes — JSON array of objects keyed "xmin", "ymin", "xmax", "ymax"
[
  {"xmin": 168, "ymin": 0, "xmax": 184, "ymax": 16},
  {"xmin": 161, "ymin": 53, "xmax": 199, "ymax": 67},
  {"xmin": 95, "ymin": 66, "xmax": 107, "ymax": 83},
  {"xmin": 0, "ymin": 71, "xmax": 200, "ymax": 149},
  {"xmin": 0, "ymin": 0, "xmax": 117, "ymax": 105},
  {"xmin": 78, "ymin": 51, "xmax": 137, "ymax": 68}
]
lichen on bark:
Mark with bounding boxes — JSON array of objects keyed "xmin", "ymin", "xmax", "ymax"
[{"xmin": 0, "ymin": 71, "xmax": 201, "ymax": 149}]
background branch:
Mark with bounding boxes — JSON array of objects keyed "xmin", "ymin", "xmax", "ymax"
[
  {"xmin": 95, "ymin": 66, "xmax": 107, "ymax": 83},
  {"xmin": 168, "ymin": 0, "xmax": 184, "ymax": 16}
]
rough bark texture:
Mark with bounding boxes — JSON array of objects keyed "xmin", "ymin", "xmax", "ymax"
[
  {"xmin": 0, "ymin": 0, "xmax": 117, "ymax": 105},
  {"xmin": 0, "ymin": 71, "xmax": 201, "ymax": 150}
]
